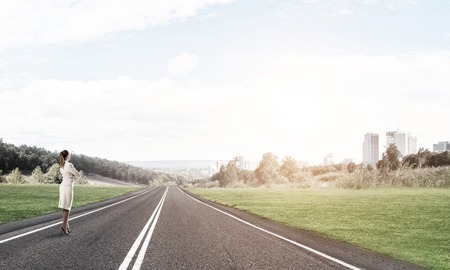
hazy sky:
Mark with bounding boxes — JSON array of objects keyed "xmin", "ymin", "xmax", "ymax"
[{"xmin": 1, "ymin": 0, "xmax": 449, "ymax": 164}]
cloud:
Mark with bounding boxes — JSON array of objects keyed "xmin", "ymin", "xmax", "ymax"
[
  {"xmin": 387, "ymin": 0, "xmax": 419, "ymax": 11},
  {"xmin": 168, "ymin": 52, "xmax": 199, "ymax": 76},
  {"xmin": 1, "ymin": 51, "xmax": 449, "ymax": 163},
  {"xmin": 0, "ymin": 76, "xmax": 258, "ymax": 160},
  {"xmin": 221, "ymin": 51, "xmax": 450, "ymax": 161},
  {"xmin": 0, "ymin": 0, "xmax": 233, "ymax": 49}
]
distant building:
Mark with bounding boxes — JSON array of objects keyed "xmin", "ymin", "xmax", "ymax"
[
  {"xmin": 237, "ymin": 156, "xmax": 244, "ymax": 169},
  {"xmin": 323, "ymin": 153, "xmax": 334, "ymax": 165},
  {"xmin": 386, "ymin": 130, "xmax": 416, "ymax": 157},
  {"xmin": 408, "ymin": 136, "xmax": 417, "ymax": 154},
  {"xmin": 208, "ymin": 165, "xmax": 217, "ymax": 177},
  {"xmin": 363, "ymin": 132, "xmax": 379, "ymax": 167},
  {"xmin": 433, "ymin": 141, "xmax": 450, "ymax": 152}
]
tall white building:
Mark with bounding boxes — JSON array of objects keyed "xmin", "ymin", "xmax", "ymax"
[
  {"xmin": 237, "ymin": 156, "xmax": 245, "ymax": 169},
  {"xmin": 386, "ymin": 130, "xmax": 417, "ymax": 157},
  {"xmin": 363, "ymin": 132, "xmax": 379, "ymax": 167},
  {"xmin": 408, "ymin": 136, "xmax": 417, "ymax": 154}
]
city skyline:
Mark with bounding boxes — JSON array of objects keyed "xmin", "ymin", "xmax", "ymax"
[{"xmin": 1, "ymin": 1, "xmax": 449, "ymax": 165}]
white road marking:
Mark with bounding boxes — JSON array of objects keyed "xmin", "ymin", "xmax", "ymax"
[
  {"xmin": 0, "ymin": 187, "xmax": 155, "ymax": 244},
  {"xmin": 178, "ymin": 187, "xmax": 361, "ymax": 270},
  {"xmin": 119, "ymin": 186, "xmax": 168, "ymax": 270},
  {"xmin": 131, "ymin": 187, "xmax": 168, "ymax": 270}
]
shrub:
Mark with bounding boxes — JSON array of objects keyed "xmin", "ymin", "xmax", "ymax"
[
  {"xmin": 31, "ymin": 166, "xmax": 45, "ymax": 183},
  {"xmin": 336, "ymin": 166, "xmax": 450, "ymax": 189},
  {"xmin": 318, "ymin": 172, "xmax": 340, "ymax": 182},
  {"xmin": 6, "ymin": 168, "xmax": 24, "ymax": 184},
  {"xmin": 310, "ymin": 165, "xmax": 336, "ymax": 176}
]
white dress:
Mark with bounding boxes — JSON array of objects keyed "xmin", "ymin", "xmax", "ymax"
[{"xmin": 59, "ymin": 162, "xmax": 80, "ymax": 210}]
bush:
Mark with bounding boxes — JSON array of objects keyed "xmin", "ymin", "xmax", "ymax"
[
  {"xmin": 44, "ymin": 164, "xmax": 62, "ymax": 184},
  {"xmin": 336, "ymin": 166, "xmax": 450, "ymax": 189},
  {"xmin": 31, "ymin": 166, "xmax": 45, "ymax": 183},
  {"xmin": 190, "ymin": 179, "xmax": 219, "ymax": 188},
  {"xmin": 6, "ymin": 168, "xmax": 24, "ymax": 184},
  {"xmin": 318, "ymin": 172, "xmax": 340, "ymax": 182},
  {"xmin": 310, "ymin": 165, "xmax": 336, "ymax": 176}
]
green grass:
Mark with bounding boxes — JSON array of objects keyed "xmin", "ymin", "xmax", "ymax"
[
  {"xmin": 188, "ymin": 188, "xmax": 450, "ymax": 270},
  {"xmin": 0, "ymin": 184, "xmax": 144, "ymax": 224}
]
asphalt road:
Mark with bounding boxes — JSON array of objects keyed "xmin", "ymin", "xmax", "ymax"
[{"xmin": 0, "ymin": 186, "xmax": 424, "ymax": 270}]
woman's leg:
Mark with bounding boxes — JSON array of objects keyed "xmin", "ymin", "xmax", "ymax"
[{"xmin": 62, "ymin": 209, "xmax": 69, "ymax": 233}]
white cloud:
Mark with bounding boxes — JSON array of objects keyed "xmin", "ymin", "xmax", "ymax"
[
  {"xmin": 168, "ymin": 53, "xmax": 199, "ymax": 76},
  {"xmin": 0, "ymin": 0, "xmax": 233, "ymax": 49},
  {"xmin": 1, "ymin": 51, "xmax": 449, "ymax": 163},
  {"xmin": 221, "ymin": 51, "xmax": 450, "ymax": 162},
  {"xmin": 387, "ymin": 0, "xmax": 419, "ymax": 11},
  {"xmin": 0, "ymin": 76, "xmax": 259, "ymax": 160}
]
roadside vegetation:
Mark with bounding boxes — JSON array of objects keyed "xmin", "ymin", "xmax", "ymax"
[
  {"xmin": 187, "ymin": 145, "xmax": 450, "ymax": 189},
  {"xmin": 0, "ymin": 139, "xmax": 177, "ymax": 185},
  {"xmin": 186, "ymin": 145, "xmax": 450, "ymax": 269},
  {"xmin": 188, "ymin": 187, "xmax": 450, "ymax": 270},
  {"xmin": 0, "ymin": 185, "xmax": 143, "ymax": 224}
]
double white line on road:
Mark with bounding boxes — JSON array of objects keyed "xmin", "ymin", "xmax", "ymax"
[
  {"xmin": 180, "ymin": 187, "xmax": 361, "ymax": 270},
  {"xmin": 0, "ymin": 187, "xmax": 155, "ymax": 244},
  {"xmin": 119, "ymin": 186, "xmax": 168, "ymax": 270}
]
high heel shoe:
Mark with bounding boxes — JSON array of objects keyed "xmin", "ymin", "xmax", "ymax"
[{"xmin": 60, "ymin": 227, "xmax": 69, "ymax": 236}]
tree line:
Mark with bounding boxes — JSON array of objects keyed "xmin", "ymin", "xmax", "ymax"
[
  {"xmin": 375, "ymin": 145, "xmax": 450, "ymax": 171},
  {"xmin": 210, "ymin": 145, "xmax": 450, "ymax": 187},
  {"xmin": 211, "ymin": 153, "xmax": 308, "ymax": 187},
  {"xmin": 0, "ymin": 139, "xmax": 168, "ymax": 185}
]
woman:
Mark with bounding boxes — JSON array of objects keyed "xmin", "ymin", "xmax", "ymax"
[{"xmin": 59, "ymin": 150, "xmax": 80, "ymax": 235}]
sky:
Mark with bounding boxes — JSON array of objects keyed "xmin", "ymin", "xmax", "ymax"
[{"xmin": 1, "ymin": 0, "xmax": 449, "ymax": 165}]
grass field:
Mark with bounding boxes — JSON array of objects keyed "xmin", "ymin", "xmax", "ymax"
[
  {"xmin": 188, "ymin": 188, "xmax": 450, "ymax": 270},
  {"xmin": 0, "ymin": 185, "xmax": 144, "ymax": 224}
]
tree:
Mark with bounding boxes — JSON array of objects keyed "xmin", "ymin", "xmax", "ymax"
[
  {"xmin": 255, "ymin": 152, "xmax": 284, "ymax": 184},
  {"xmin": 45, "ymin": 164, "xmax": 62, "ymax": 184},
  {"xmin": 347, "ymin": 162, "xmax": 357, "ymax": 173},
  {"xmin": 417, "ymin": 148, "xmax": 431, "ymax": 168},
  {"xmin": 239, "ymin": 170, "xmax": 257, "ymax": 185},
  {"xmin": 378, "ymin": 144, "xmax": 402, "ymax": 171},
  {"xmin": 31, "ymin": 166, "xmax": 45, "ymax": 183},
  {"xmin": 426, "ymin": 151, "xmax": 450, "ymax": 167},
  {"xmin": 279, "ymin": 156, "xmax": 300, "ymax": 182},
  {"xmin": 213, "ymin": 157, "xmax": 240, "ymax": 187},
  {"xmin": 0, "ymin": 169, "xmax": 6, "ymax": 183},
  {"xmin": 6, "ymin": 168, "xmax": 24, "ymax": 184}
]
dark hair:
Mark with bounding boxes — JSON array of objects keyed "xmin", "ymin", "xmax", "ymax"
[{"xmin": 59, "ymin": 150, "xmax": 69, "ymax": 168}]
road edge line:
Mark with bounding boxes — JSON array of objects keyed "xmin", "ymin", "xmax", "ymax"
[
  {"xmin": 0, "ymin": 187, "xmax": 155, "ymax": 244},
  {"xmin": 178, "ymin": 187, "xmax": 360, "ymax": 270}
]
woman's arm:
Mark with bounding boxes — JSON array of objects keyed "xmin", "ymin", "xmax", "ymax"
[{"xmin": 68, "ymin": 163, "xmax": 81, "ymax": 178}]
